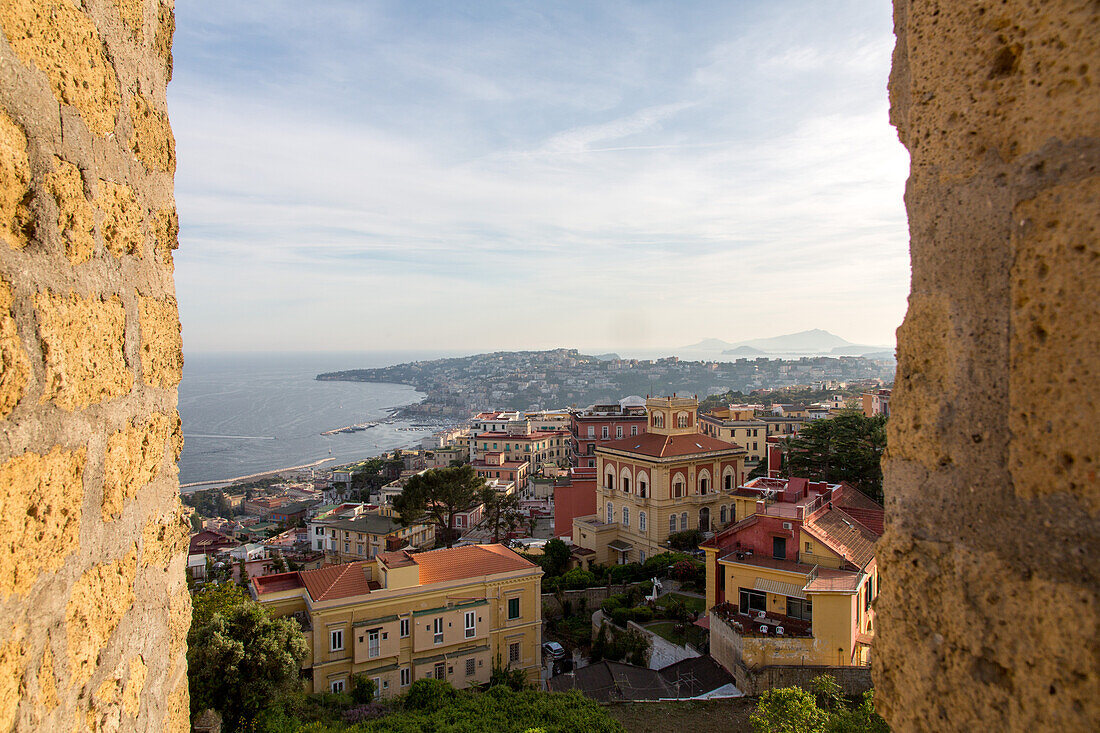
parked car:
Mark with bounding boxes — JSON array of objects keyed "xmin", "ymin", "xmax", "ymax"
[{"xmin": 542, "ymin": 641, "xmax": 566, "ymax": 659}]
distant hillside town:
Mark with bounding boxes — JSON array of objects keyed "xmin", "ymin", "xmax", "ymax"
[{"xmin": 316, "ymin": 347, "xmax": 895, "ymax": 415}]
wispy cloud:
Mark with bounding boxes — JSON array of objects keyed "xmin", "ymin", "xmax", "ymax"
[{"xmin": 171, "ymin": 0, "xmax": 908, "ymax": 353}]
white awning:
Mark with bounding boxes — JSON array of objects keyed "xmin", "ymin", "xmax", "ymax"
[{"xmin": 753, "ymin": 577, "xmax": 806, "ymax": 599}]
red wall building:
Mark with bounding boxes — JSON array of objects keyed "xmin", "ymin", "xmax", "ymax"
[
  {"xmin": 553, "ymin": 467, "xmax": 597, "ymax": 540},
  {"xmin": 569, "ymin": 400, "xmax": 648, "ymax": 468}
]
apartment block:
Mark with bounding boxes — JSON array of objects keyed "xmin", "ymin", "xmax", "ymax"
[
  {"xmin": 568, "ymin": 397, "xmax": 649, "ymax": 468},
  {"xmin": 253, "ymin": 544, "xmax": 543, "ymax": 695}
]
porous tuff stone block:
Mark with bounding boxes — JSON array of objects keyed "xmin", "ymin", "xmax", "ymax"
[
  {"xmin": 878, "ymin": 1, "xmax": 1099, "ymax": 730},
  {"xmin": 0, "ymin": 0, "xmax": 187, "ymax": 729}
]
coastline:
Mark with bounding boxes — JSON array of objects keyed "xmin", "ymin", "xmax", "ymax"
[{"xmin": 178, "ymin": 457, "xmax": 338, "ymax": 494}]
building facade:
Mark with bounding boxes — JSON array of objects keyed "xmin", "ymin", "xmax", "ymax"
[
  {"xmin": 572, "ymin": 396, "xmax": 747, "ymax": 564},
  {"xmin": 699, "ymin": 407, "xmax": 770, "ymax": 463},
  {"xmin": 568, "ymin": 398, "xmax": 649, "ymax": 468},
  {"xmin": 702, "ymin": 477, "xmax": 882, "ymax": 674},
  {"xmin": 253, "ymin": 544, "xmax": 543, "ymax": 695}
]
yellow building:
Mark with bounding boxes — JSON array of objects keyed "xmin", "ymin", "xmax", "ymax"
[
  {"xmin": 702, "ymin": 477, "xmax": 882, "ymax": 677},
  {"xmin": 699, "ymin": 407, "xmax": 769, "ymax": 463},
  {"xmin": 573, "ymin": 396, "xmax": 747, "ymax": 564},
  {"xmin": 472, "ymin": 421, "xmax": 570, "ymax": 471},
  {"xmin": 253, "ymin": 544, "xmax": 543, "ymax": 695}
]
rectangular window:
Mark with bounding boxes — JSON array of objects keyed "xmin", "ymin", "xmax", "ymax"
[
  {"xmin": 434, "ymin": 662, "xmax": 446, "ymax": 680},
  {"xmin": 507, "ymin": 597, "xmax": 520, "ymax": 620},
  {"xmin": 630, "ymin": 426, "xmax": 638, "ymax": 436},
  {"xmin": 466, "ymin": 657, "xmax": 476, "ymax": 676},
  {"xmin": 400, "ymin": 667, "xmax": 411, "ymax": 686},
  {"xmin": 465, "ymin": 610, "xmax": 476, "ymax": 638},
  {"xmin": 805, "ymin": 541, "xmax": 812, "ymax": 553},
  {"xmin": 622, "ymin": 506, "xmax": 629, "ymax": 526},
  {"xmin": 330, "ymin": 679, "xmax": 345, "ymax": 694},
  {"xmin": 601, "ymin": 426, "xmax": 609, "ymax": 439},
  {"xmin": 356, "ymin": 544, "xmax": 364, "ymax": 555},
  {"xmin": 739, "ymin": 588, "xmax": 767, "ymax": 614},
  {"xmin": 343, "ymin": 542, "xmax": 349, "ymax": 553},
  {"xmin": 508, "ymin": 642, "xmax": 520, "ymax": 664},
  {"xmin": 773, "ymin": 537, "xmax": 787, "ymax": 560},
  {"xmin": 368, "ymin": 629, "xmax": 380, "ymax": 658},
  {"xmin": 382, "ymin": 679, "xmax": 389, "ymax": 690},
  {"xmin": 616, "ymin": 426, "xmax": 623, "ymax": 438},
  {"xmin": 433, "ymin": 617, "xmax": 443, "ymax": 644},
  {"xmin": 330, "ymin": 629, "xmax": 344, "ymax": 652},
  {"xmin": 587, "ymin": 427, "xmax": 595, "ymax": 438},
  {"xmin": 787, "ymin": 597, "xmax": 813, "ymax": 621}
]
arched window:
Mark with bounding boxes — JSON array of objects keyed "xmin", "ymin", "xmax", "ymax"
[
  {"xmin": 607, "ymin": 502, "xmax": 613, "ymax": 524},
  {"xmin": 720, "ymin": 505, "xmax": 728, "ymax": 524},
  {"xmin": 639, "ymin": 511, "xmax": 647, "ymax": 533},
  {"xmin": 680, "ymin": 512, "xmax": 688, "ymax": 531},
  {"xmin": 621, "ymin": 467, "xmax": 632, "ymax": 493},
  {"xmin": 605, "ymin": 469, "xmax": 615, "ymax": 491},
  {"xmin": 638, "ymin": 476, "xmax": 648, "ymax": 498},
  {"xmin": 699, "ymin": 470, "xmax": 710, "ymax": 495},
  {"xmin": 669, "ymin": 515, "xmax": 677, "ymax": 534},
  {"xmin": 653, "ymin": 412, "xmax": 665, "ymax": 428},
  {"xmin": 622, "ymin": 506, "xmax": 629, "ymax": 527},
  {"xmin": 677, "ymin": 412, "xmax": 689, "ymax": 428},
  {"xmin": 724, "ymin": 473, "xmax": 733, "ymax": 490},
  {"xmin": 673, "ymin": 479, "xmax": 684, "ymax": 498}
]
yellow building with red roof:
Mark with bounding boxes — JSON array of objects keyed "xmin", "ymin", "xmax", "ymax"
[
  {"xmin": 252, "ymin": 544, "xmax": 543, "ymax": 695},
  {"xmin": 572, "ymin": 396, "xmax": 748, "ymax": 564}
]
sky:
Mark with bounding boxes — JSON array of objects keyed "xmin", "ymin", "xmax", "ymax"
[{"xmin": 170, "ymin": 1, "xmax": 910, "ymax": 354}]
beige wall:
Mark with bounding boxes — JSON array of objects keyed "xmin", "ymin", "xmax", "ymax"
[
  {"xmin": 877, "ymin": 1, "xmax": 1099, "ymax": 730},
  {"xmin": 0, "ymin": 1, "xmax": 188, "ymax": 730}
]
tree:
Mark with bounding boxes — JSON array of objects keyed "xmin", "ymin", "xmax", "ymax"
[
  {"xmin": 350, "ymin": 673, "xmax": 376, "ymax": 704},
  {"xmin": 188, "ymin": 595, "xmax": 308, "ymax": 731},
  {"xmin": 750, "ymin": 676, "xmax": 888, "ymax": 733},
  {"xmin": 191, "ymin": 582, "xmax": 251, "ymax": 639},
  {"xmin": 477, "ymin": 487, "xmax": 525, "ymax": 543},
  {"xmin": 751, "ymin": 686, "xmax": 828, "ymax": 733},
  {"xmin": 781, "ymin": 410, "xmax": 887, "ymax": 502},
  {"xmin": 392, "ymin": 465, "xmax": 485, "ymax": 548},
  {"xmin": 540, "ymin": 538, "xmax": 571, "ymax": 577}
]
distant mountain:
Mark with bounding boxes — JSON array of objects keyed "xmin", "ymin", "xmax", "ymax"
[
  {"xmin": 722, "ymin": 345, "xmax": 767, "ymax": 356},
  {"xmin": 733, "ymin": 329, "xmax": 852, "ymax": 352},
  {"xmin": 681, "ymin": 338, "xmax": 736, "ymax": 350},
  {"xmin": 594, "ymin": 353, "xmax": 621, "ymax": 361}
]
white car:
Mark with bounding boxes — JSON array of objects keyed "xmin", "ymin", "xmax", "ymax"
[{"xmin": 542, "ymin": 641, "xmax": 566, "ymax": 659}]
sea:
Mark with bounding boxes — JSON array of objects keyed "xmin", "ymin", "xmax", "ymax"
[{"xmin": 177, "ymin": 350, "xmax": 464, "ymax": 489}]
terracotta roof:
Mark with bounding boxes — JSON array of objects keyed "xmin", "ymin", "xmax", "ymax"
[
  {"xmin": 839, "ymin": 506, "xmax": 885, "ymax": 535},
  {"xmin": 804, "ymin": 507, "xmax": 879, "ymax": 570},
  {"xmin": 299, "ymin": 561, "xmax": 374, "ymax": 601},
  {"xmin": 253, "ymin": 572, "xmax": 303, "ymax": 595},
  {"xmin": 378, "ymin": 550, "xmax": 417, "ymax": 568},
  {"xmin": 412, "ymin": 543, "xmax": 538, "ymax": 584},
  {"xmin": 188, "ymin": 530, "xmax": 239, "ymax": 555},
  {"xmin": 598, "ymin": 432, "xmax": 745, "ymax": 458}
]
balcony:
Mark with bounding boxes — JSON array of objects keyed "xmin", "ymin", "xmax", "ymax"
[{"xmin": 712, "ymin": 602, "xmax": 813, "ymax": 638}]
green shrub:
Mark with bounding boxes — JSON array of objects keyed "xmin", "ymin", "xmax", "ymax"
[
  {"xmin": 560, "ymin": 568, "xmax": 597, "ymax": 590},
  {"xmin": 611, "ymin": 608, "xmax": 630, "ymax": 627},
  {"xmin": 667, "ymin": 529, "xmax": 704, "ymax": 551},
  {"xmin": 403, "ymin": 678, "xmax": 457, "ymax": 712},
  {"xmin": 351, "ymin": 674, "xmax": 376, "ymax": 705},
  {"xmin": 630, "ymin": 606, "xmax": 653, "ymax": 623}
]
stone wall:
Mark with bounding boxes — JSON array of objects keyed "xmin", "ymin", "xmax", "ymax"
[
  {"xmin": 0, "ymin": 1, "xmax": 188, "ymax": 731},
  {"xmin": 709, "ymin": 610, "xmax": 871, "ymax": 696},
  {"xmin": 877, "ymin": 1, "xmax": 1098, "ymax": 731},
  {"xmin": 541, "ymin": 584, "xmax": 634, "ymax": 617}
]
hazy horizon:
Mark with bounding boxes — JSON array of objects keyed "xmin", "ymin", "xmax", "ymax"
[{"xmin": 172, "ymin": 1, "xmax": 909, "ymax": 353}]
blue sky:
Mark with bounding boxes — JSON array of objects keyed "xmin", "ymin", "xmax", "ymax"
[{"xmin": 170, "ymin": 1, "xmax": 909, "ymax": 353}]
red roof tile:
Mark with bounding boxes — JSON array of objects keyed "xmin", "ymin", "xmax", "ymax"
[
  {"xmin": 299, "ymin": 561, "xmax": 374, "ymax": 601},
  {"xmin": 413, "ymin": 543, "xmax": 538, "ymax": 585},
  {"xmin": 598, "ymin": 432, "xmax": 744, "ymax": 458}
]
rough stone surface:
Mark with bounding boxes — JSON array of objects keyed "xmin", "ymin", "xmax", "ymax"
[
  {"xmin": 0, "ymin": 279, "xmax": 30, "ymax": 418},
  {"xmin": 153, "ymin": 206, "xmax": 179, "ymax": 268},
  {"xmin": 98, "ymin": 179, "xmax": 143, "ymax": 259},
  {"xmin": 102, "ymin": 413, "xmax": 173, "ymax": 521},
  {"xmin": 0, "ymin": 110, "xmax": 32, "ymax": 249},
  {"xmin": 877, "ymin": 1, "xmax": 1100, "ymax": 730},
  {"xmin": 45, "ymin": 158, "xmax": 96, "ymax": 265},
  {"xmin": 128, "ymin": 93, "xmax": 175, "ymax": 174},
  {"xmin": 0, "ymin": 446, "xmax": 86, "ymax": 597},
  {"xmin": 138, "ymin": 295, "xmax": 183, "ymax": 387},
  {"xmin": 36, "ymin": 291, "xmax": 133, "ymax": 411},
  {"xmin": 66, "ymin": 548, "xmax": 138, "ymax": 688},
  {"xmin": 0, "ymin": 0, "xmax": 121, "ymax": 136},
  {"xmin": 0, "ymin": 1, "xmax": 186, "ymax": 728}
]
